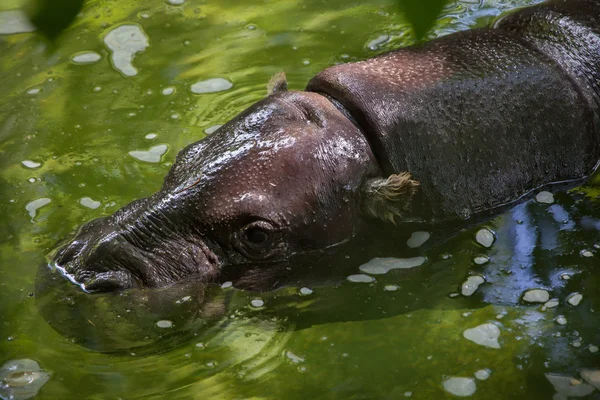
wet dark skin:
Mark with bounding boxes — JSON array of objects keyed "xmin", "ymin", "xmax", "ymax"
[{"xmin": 51, "ymin": 0, "xmax": 600, "ymax": 293}]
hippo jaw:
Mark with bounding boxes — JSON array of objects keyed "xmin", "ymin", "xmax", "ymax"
[{"xmin": 51, "ymin": 89, "xmax": 418, "ymax": 293}]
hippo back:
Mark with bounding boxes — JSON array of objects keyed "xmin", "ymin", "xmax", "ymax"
[{"xmin": 307, "ymin": 0, "xmax": 600, "ymax": 223}]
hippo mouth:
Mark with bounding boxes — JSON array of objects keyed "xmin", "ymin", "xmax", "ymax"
[{"xmin": 52, "ymin": 214, "xmax": 222, "ymax": 293}]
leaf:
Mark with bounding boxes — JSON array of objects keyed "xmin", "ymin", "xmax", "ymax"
[
  {"xmin": 397, "ymin": 0, "xmax": 449, "ymax": 40},
  {"xmin": 25, "ymin": 0, "xmax": 85, "ymax": 40}
]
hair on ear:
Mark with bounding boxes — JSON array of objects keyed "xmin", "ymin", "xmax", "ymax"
[
  {"xmin": 267, "ymin": 72, "xmax": 288, "ymax": 95},
  {"xmin": 361, "ymin": 172, "xmax": 420, "ymax": 224}
]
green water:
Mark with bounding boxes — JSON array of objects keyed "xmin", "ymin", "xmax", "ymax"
[{"xmin": 1, "ymin": 0, "xmax": 600, "ymax": 398}]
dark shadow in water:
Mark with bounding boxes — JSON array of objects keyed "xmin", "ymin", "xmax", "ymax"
[{"xmin": 36, "ymin": 193, "xmax": 600, "ymax": 358}]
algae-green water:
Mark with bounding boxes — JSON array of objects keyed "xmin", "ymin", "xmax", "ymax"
[{"xmin": 1, "ymin": 0, "xmax": 599, "ymax": 398}]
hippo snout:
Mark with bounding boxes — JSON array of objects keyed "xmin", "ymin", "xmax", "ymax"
[{"xmin": 52, "ymin": 210, "xmax": 222, "ymax": 293}]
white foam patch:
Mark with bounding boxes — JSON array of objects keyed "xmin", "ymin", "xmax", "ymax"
[
  {"xmin": 285, "ymin": 351, "xmax": 305, "ymax": 364},
  {"xmin": 129, "ymin": 144, "xmax": 168, "ymax": 163},
  {"xmin": 221, "ymin": 281, "xmax": 232, "ymax": 289},
  {"xmin": 442, "ymin": 377, "xmax": 476, "ymax": 397},
  {"xmin": 536, "ymin": 191, "xmax": 554, "ymax": 204},
  {"xmin": 473, "ymin": 255, "xmax": 489, "ymax": 265},
  {"xmin": 25, "ymin": 198, "xmax": 51, "ymax": 220},
  {"xmin": 461, "ymin": 275, "xmax": 485, "ymax": 297},
  {"xmin": 104, "ymin": 24, "xmax": 149, "ymax": 77},
  {"xmin": 522, "ymin": 289, "xmax": 550, "ymax": 303},
  {"xmin": 580, "ymin": 370, "xmax": 600, "ymax": 390},
  {"xmin": 545, "ymin": 373, "xmax": 595, "ymax": 397},
  {"xmin": 161, "ymin": 87, "xmax": 175, "ymax": 95},
  {"xmin": 566, "ymin": 293, "xmax": 583, "ymax": 306},
  {"xmin": 474, "ymin": 370, "xmax": 490, "ymax": 380},
  {"xmin": 359, "ymin": 257, "xmax": 425, "ymax": 275},
  {"xmin": 406, "ymin": 231, "xmax": 430, "ymax": 248},
  {"xmin": 581, "ymin": 250, "xmax": 594, "ymax": 258},
  {"xmin": 0, "ymin": 10, "xmax": 35, "ymax": 35},
  {"xmin": 250, "ymin": 299, "xmax": 264, "ymax": 308},
  {"xmin": 79, "ymin": 197, "xmax": 101, "ymax": 209},
  {"xmin": 21, "ymin": 160, "xmax": 41, "ymax": 169},
  {"xmin": 190, "ymin": 78, "xmax": 233, "ymax": 94},
  {"xmin": 71, "ymin": 51, "xmax": 102, "ymax": 64},
  {"xmin": 475, "ymin": 228, "xmax": 494, "ymax": 248},
  {"xmin": 544, "ymin": 299, "xmax": 559, "ymax": 308},
  {"xmin": 299, "ymin": 287, "xmax": 313, "ymax": 295},
  {"xmin": 555, "ymin": 315, "xmax": 567, "ymax": 325},
  {"xmin": 347, "ymin": 274, "xmax": 375, "ymax": 283},
  {"xmin": 205, "ymin": 125, "xmax": 223, "ymax": 134},
  {"xmin": 156, "ymin": 320, "xmax": 173, "ymax": 328},
  {"xmin": 463, "ymin": 323, "xmax": 501, "ymax": 349}
]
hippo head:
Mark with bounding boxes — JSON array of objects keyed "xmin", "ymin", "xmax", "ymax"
[{"xmin": 51, "ymin": 79, "xmax": 419, "ymax": 293}]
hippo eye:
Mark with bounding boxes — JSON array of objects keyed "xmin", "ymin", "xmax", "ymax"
[
  {"xmin": 245, "ymin": 227, "xmax": 269, "ymax": 244},
  {"xmin": 237, "ymin": 220, "xmax": 278, "ymax": 258}
]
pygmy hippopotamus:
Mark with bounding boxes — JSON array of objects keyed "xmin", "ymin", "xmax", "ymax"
[{"xmin": 50, "ymin": 0, "xmax": 600, "ymax": 293}]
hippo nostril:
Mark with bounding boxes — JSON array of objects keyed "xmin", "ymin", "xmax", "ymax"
[{"xmin": 83, "ymin": 271, "xmax": 135, "ymax": 293}]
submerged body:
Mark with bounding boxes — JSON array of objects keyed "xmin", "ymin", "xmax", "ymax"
[{"xmin": 51, "ymin": 0, "xmax": 600, "ymax": 292}]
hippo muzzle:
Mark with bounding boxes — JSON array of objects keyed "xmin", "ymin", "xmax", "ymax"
[{"xmin": 48, "ymin": 0, "xmax": 600, "ymax": 293}]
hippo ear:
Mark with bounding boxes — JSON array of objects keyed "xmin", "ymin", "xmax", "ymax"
[
  {"xmin": 361, "ymin": 172, "xmax": 420, "ymax": 224},
  {"xmin": 267, "ymin": 72, "xmax": 288, "ymax": 95}
]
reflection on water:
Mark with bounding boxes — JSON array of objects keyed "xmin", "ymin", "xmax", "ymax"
[{"xmin": 1, "ymin": 0, "xmax": 599, "ymax": 398}]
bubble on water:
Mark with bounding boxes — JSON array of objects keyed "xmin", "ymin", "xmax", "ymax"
[
  {"xmin": 535, "ymin": 191, "xmax": 555, "ymax": 204},
  {"xmin": 406, "ymin": 231, "xmax": 430, "ymax": 248},
  {"xmin": 299, "ymin": 287, "xmax": 313, "ymax": 295},
  {"xmin": 473, "ymin": 255, "xmax": 489, "ymax": 265},
  {"xmin": 167, "ymin": 0, "xmax": 185, "ymax": 4},
  {"xmin": 246, "ymin": 24, "xmax": 257, "ymax": 30},
  {"xmin": 171, "ymin": 113, "xmax": 180, "ymax": 120},
  {"xmin": 581, "ymin": 249, "xmax": 593, "ymax": 258},
  {"xmin": 566, "ymin": 292, "xmax": 583, "ymax": 307},
  {"xmin": 128, "ymin": 144, "xmax": 168, "ymax": 163},
  {"xmin": 555, "ymin": 315, "xmax": 567, "ymax": 325},
  {"xmin": 461, "ymin": 275, "xmax": 485, "ymax": 297},
  {"xmin": 25, "ymin": 198, "xmax": 51, "ymax": 220},
  {"xmin": 145, "ymin": 133, "xmax": 157, "ymax": 139},
  {"xmin": 161, "ymin": 87, "xmax": 175, "ymax": 95},
  {"xmin": 442, "ymin": 377, "xmax": 476, "ymax": 397},
  {"xmin": 190, "ymin": 78, "xmax": 233, "ymax": 94},
  {"xmin": 0, "ymin": 359, "xmax": 50, "ymax": 400},
  {"xmin": 250, "ymin": 299, "xmax": 264, "ymax": 308},
  {"xmin": 93, "ymin": 86, "xmax": 102, "ymax": 92},
  {"xmin": 195, "ymin": 342, "xmax": 205, "ymax": 348},
  {"xmin": 522, "ymin": 288, "xmax": 550, "ymax": 303},
  {"xmin": 384, "ymin": 285, "xmax": 399, "ymax": 292},
  {"xmin": 544, "ymin": 299, "xmax": 559, "ymax": 308},
  {"xmin": 475, "ymin": 228, "xmax": 495, "ymax": 248},
  {"xmin": 474, "ymin": 369, "xmax": 490, "ymax": 380},
  {"xmin": 221, "ymin": 281, "xmax": 232, "ymax": 289},
  {"xmin": 0, "ymin": 10, "xmax": 35, "ymax": 35},
  {"xmin": 572, "ymin": 340, "xmax": 582, "ymax": 348},
  {"xmin": 589, "ymin": 345, "xmax": 599, "ymax": 353},
  {"xmin": 359, "ymin": 256, "xmax": 425, "ymax": 275},
  {"xmin": 71, "ymin": 51, "xmax": 102, "ymax": 65},
  {"xmin": 28, "ymin": 178, "xmax": 36, "ymax": 183},
  {"xmin": 545, "ymin": 373, "xmax": 595, "ymax": 397},
  {"xmin": 26, "ymin": 87, "xmax": 41, "ymax": 95},
  {"xmin": 204, "ymin": 125, "xmax": 222, "ymax": 134},
  {"xmin": 366, "ymin": 34, "xmax": 390, "ymax": 51},
  {"xmin": 463, "ymin": 323, "xmax": 501, "ymax": 349},
  {"xmin": 79, "ymin": 197, "xmax": 101, "ymax": 209},
  {"xmin": 285, "ymin": 351, "xmax": 305, "ymax": 364},
  {"xmin": 21, "ymin": 160, "xmax": 41, "ymax": 169},
  {"xmin": 560, "ymin": 273, "xmax": 571, "ymax": 280},
  {"xmin": 104, "ymin": 24, "xmax": 149, "ymax": 77},
  {"xmin": 580, "ymin": 369, "xmax": 600, "ymax": 390},
  {"xmin": 347, "ymin": 274, "xmax": 375, "ymax": 283},
  {"xmin": 302, "ymin": 59, "xmax": 311, "ymax": 65},
  {"xmin": 156, "ymin": 320, "xmax": 173, "ymax": 328}
]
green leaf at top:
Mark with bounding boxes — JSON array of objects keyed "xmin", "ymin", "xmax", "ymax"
[
  {"xmin": 25, "ymin": 0, "xmax": 85, "ymax": 40},
  {"xmin": 397, "ymin": 0, "xmax": 450, "ymax": 40}
]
